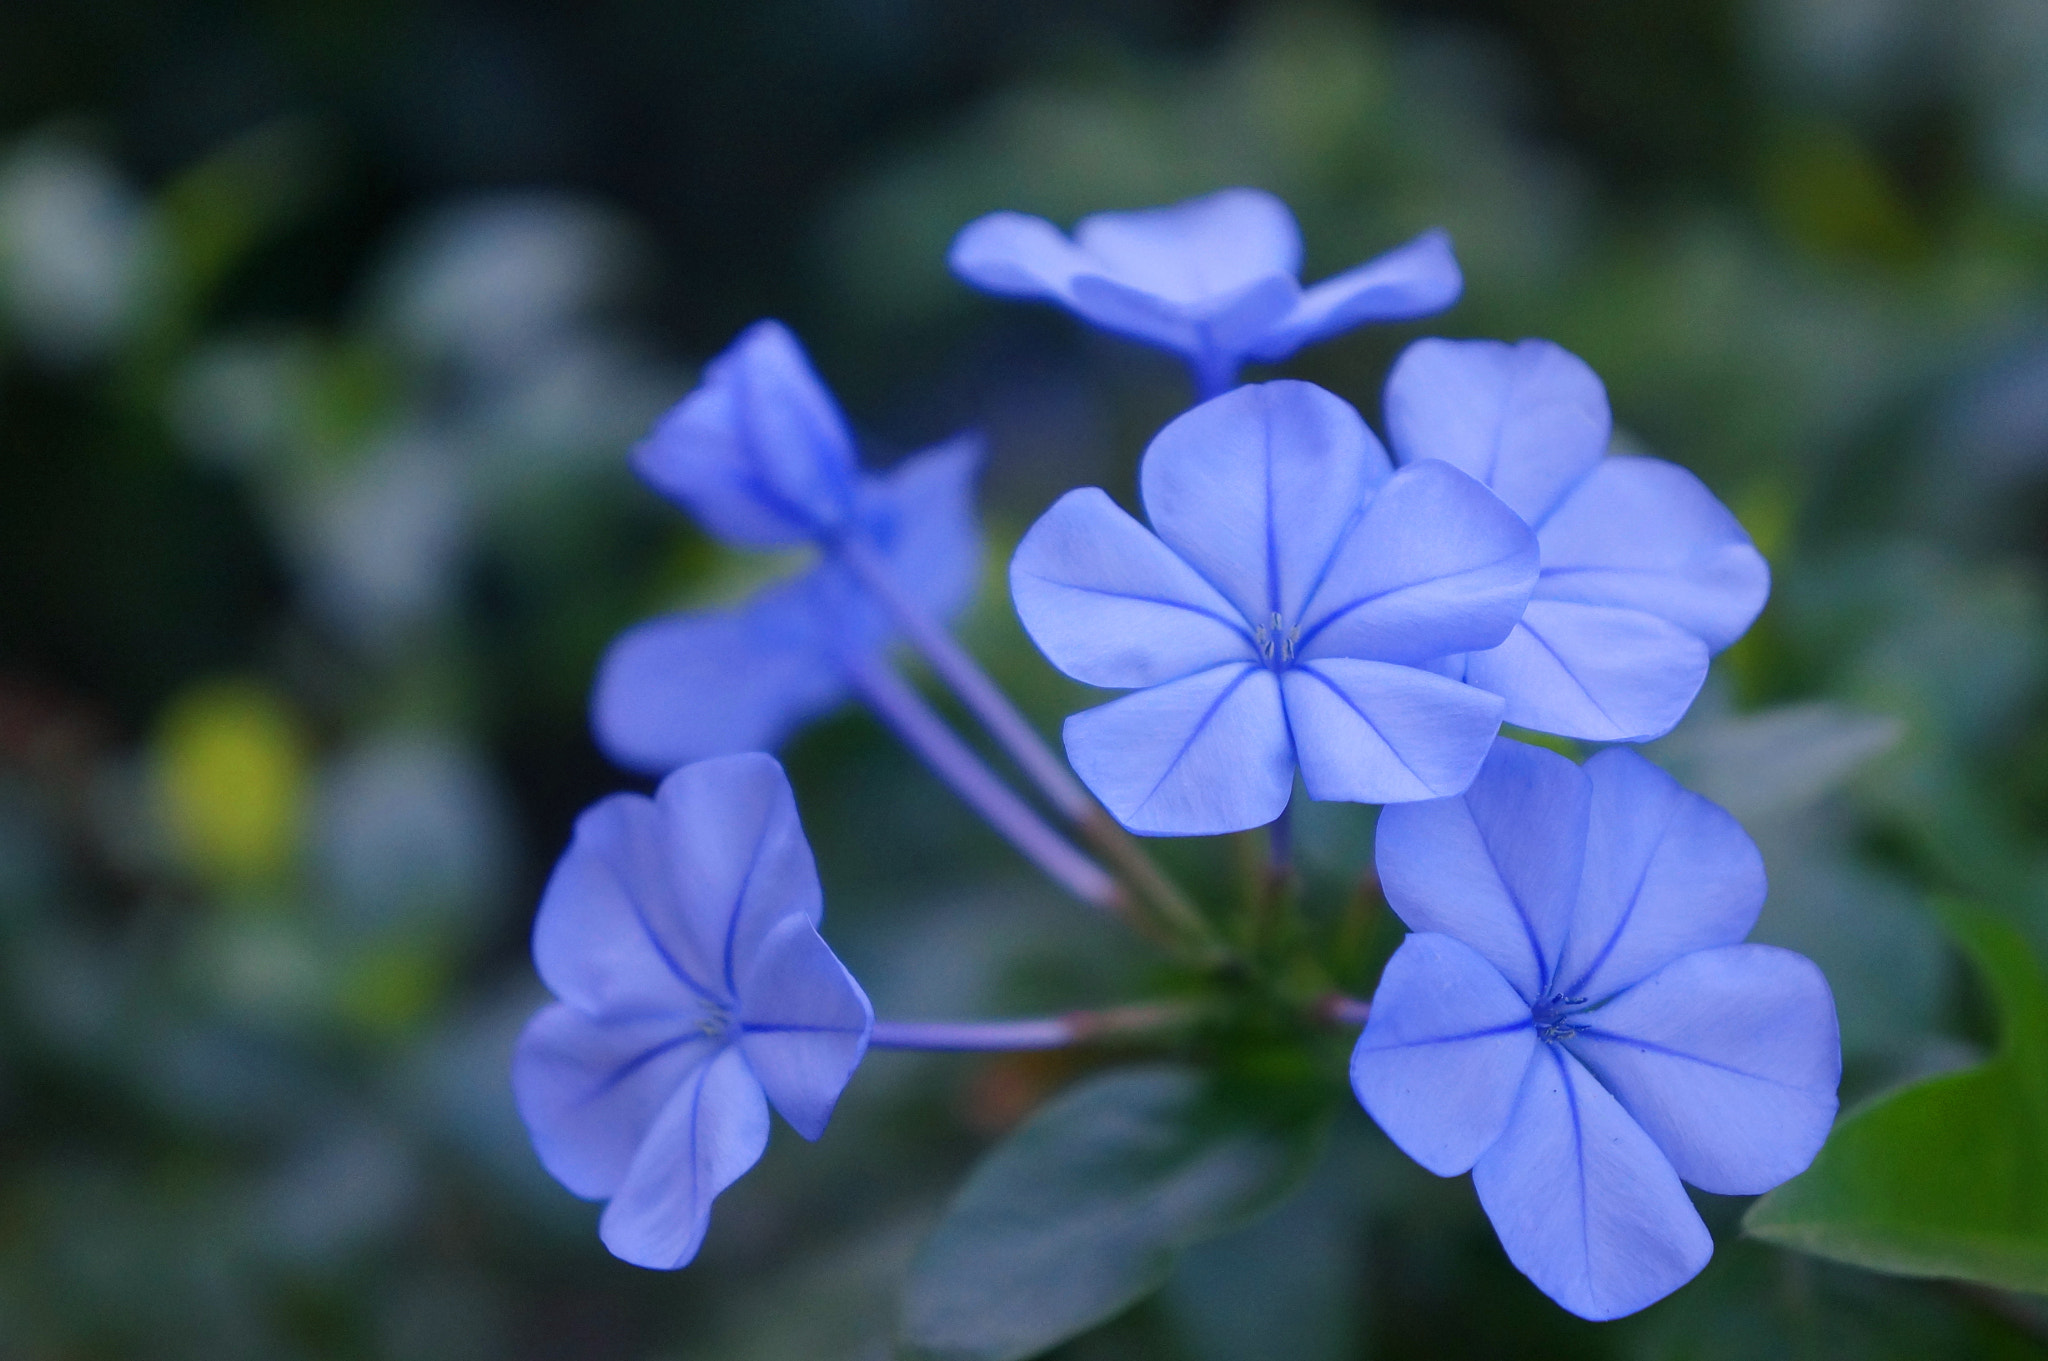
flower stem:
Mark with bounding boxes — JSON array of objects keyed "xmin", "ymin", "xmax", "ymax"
[
  {"xmin": 833, "ymin": 537, "xmax": 1226, "ymax": 963},
  {"xmin": 868, "ymin": 1001, "xmax": 1201, "ymax": 1052},
  {"xmin": 1317, "ymin": 994, "xmax": 1372, "ymax": 1026},
  {"xmin": 845, "ymin": 654, "xmax": 1121, "ymax": 913}
]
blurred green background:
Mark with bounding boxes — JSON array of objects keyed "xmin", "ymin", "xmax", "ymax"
[{"xmin": 3, "ymin": 0, "xmax": 2048, "ymax": 1357}]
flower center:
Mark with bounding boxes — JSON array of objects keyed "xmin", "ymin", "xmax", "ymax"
[
  {"xmin": 1253, "ymin": 612, "xmax": 1299, "ymax": 666},
  {"xmin": 1532, "ymin": 993, "xmax": 1588, "ymax": 1043},
  {"xmin": 696, "ymin": 1003, "xmax": 734, "ymax": 1040}
]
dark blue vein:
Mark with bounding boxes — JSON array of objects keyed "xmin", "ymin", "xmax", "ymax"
[
  {"xmin": 1293, "ymin": 545, "xmax": 1527, "ymax": 657},
  {"xmin": 1559, "ymin": 792, "xmax": 1685, "ymax": 1001},
  {"xmin": 1131, "ymin": 664, "xmax": 1260, "ymax": 817},
  {"xmin": 722, "ymin": 818, "xmax": 777, "ymax": 1000},
  {"xmin": 1295, "ymin": 663, "xmax": 1428, "ymax": 789},
  {"xmin": 1570, "ymin": 1028, "xmax": 1813, "ymax": 1092},
  {"xmin": 583, "ymin": 1033, "xmax": 708, "ymax": 1107},
  {"xmin": 1017, "ymin": 573, "xmax": 1255, "ymax": 647},
  {"xmin": 1359, "ymin": 1018, "xmax": 1533, "ymax": 1051}
]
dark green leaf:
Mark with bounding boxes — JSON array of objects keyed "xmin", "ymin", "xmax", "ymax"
[
  {"xmin": 1745, "ymin": 900, "xmax": 2048, "ymax": 1291},
  {"xmin": 900, "ymin": 1064, "xmax": 1327, "ymax": 1361}
]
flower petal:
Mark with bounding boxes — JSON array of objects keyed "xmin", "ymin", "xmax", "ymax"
[
  {"xmin": 597, "ymin": 1045, "xmax": 770, "ymax": 1269},
  {"xmin": 532, "ymin": 792, "xmax": 722, "ymax": 1011},
  {"xmin": 1551, "ymin": 747, "xmax": 1765, "ymax": 1003},
  {"xmin": 633, "ymin": 320, "xmax": 858, "ymax": 547},
  {"xmin": 513, "ymin": 1004, "xmax": 718, "ymax": 1200},
  {"xmin": 1067, "ymin": 272, "xmax": 1298, "ymax": 369},
  {"xmin": 1011, "ymin": 488, "xmax": 1254, "ymax": 688},
  {"xmin": 1351, "ymin": 932, "xmax": 1538, "ymax": 1175},
  {"xmin": 1249, "ymin": 228, "xmax": 1464, "ymax": 362},
  {"xmin": 590, "ymin": 574, "xmax": 850, "ymax": 776},
  {"xmin": 1473, "ymin": 1045, "xmax": 1713, "ymax": 1321},
  {"xmin": 738, "ymin": 914, "xmax": 873, "ymax": 1142},
  {"xmin": 1282, "ymin": 659, "xmax": 1504, "ymax": 804},
  {"xmin": 1536, "ymin": 456, "xmax": 1770, "ymax": 652},
  {"xmin": 655, "ymin": 752, "xmax": 825, "ymax": 1002},
  {"xmin": 1383, "ymin": 338, "xmax": 1610, "ymax": 527},
  {"xmin": 1063, "ymin": 663, "xmax": 1292, "ymax": 835},
  {"xmin": 1070, "ymin": 188, "xmax": 1303, "ymax": 303},
  {"xmin": 1297, "ymin": 458, "xmax": 1538, "ymax": 667},
  {"xmin": 948, "ymin": 211, "xmax": 1091, "ymax": 300},
  {"xmin": 1463, "ymin": 600, "xmax": 1710, "ymax": 743},
  {"xmin": 1374, "ymin": 739, "xmax": 1589, "ymax": 1002},
  {"xmin": 1570, "ymin": 944, "xmax": 1840, "ymax": 1196},
  {"xmin": 1140, "ymin": 381, "xmax": 1391, "ymax": 627},
  {"xmin": 858, "ymin": 433, "xmax": 984, "ymax": 625}
]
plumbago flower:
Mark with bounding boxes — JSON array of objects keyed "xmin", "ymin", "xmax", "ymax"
[
  {"xmin": 951, "ymin": 188, "xmax": 1461, "ymax": 395},
  {"xmin": 1351, "ymin": 739, "xmax": 1840, "ymax": 1319},
  {"xmin": 1383, "ymin": 338, "xmax": 1770, "ymax": 742},
  {"xmin": 593, "ymin": 320, "xmax": 980, "ymax": 775},
  {"xmin": 1010, "ymin": 379, "xmax": 1539, "ymax": 835},
  {"xmin": 513, "ymin": 752, "xmax": 872, "ymax": 1269}
]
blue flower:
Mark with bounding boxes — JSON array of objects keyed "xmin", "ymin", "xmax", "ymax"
[
  {"xmin": 950, "ymin": 189, "xmax": 1461, "ymax": 395},
  {"xmin": 592, "ymin": 321, "xmax": 981, "ymax": 774},
  {"xmin": 512, "ymin": 752, "xmax": 873, "ymax": 1269},
  {"xmin": 1351, "ymin": 739, "xmax": 1839, "ymax": 1320},
  {"xmin": 1384, "ymin": 338, "xmax": 1770, "ymax": 741},
  {"xmin": 1009, "ymin": 380, "xmax": 1538, "ymax": 835}
]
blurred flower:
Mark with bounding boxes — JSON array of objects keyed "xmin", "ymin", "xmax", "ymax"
[
  {"xmin": 592, "ymin": 323, "xmax": 980, "ymax": 773},
  {"xmin": 1010, "ymin": 380, "xmax": 1536, "ymax": 835},
  {"xmin": 1384, "ymin": 338, "xmax": 1769, "ymax": 742},
  {"xmin": 513, "ymin": 753, "xmax": 873, "ymax": 1269},
  {"xmin": 1352, "ymin": 739, "xmax": 1839, "ymax": 1320},
  {"xmin": 0, "ymin": 136, "xmax": 163, "ymax": 366},
  {"xmin": 950, "ymin": 188, "xmax": 1460, "ymax": 394}
]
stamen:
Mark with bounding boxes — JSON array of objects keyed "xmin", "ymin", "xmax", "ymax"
[{"xmin": 1253, "ymin": 613, "xmax": 1300, "ymax": 665}]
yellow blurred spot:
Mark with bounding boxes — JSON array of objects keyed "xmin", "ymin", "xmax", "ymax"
[
  {"xmin": 1759, "ymin": 120, "xmax": 1925, "ymax": 266},
  {"xmin": 334, "ymin": 938, "xmax": 448, "ymax": 1036},
  {"xmin": 154, "ymin": 679, "xmax": 308, "ymax": 887}
]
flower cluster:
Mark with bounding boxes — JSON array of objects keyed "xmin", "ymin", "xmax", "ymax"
[{"xmin": 513, "ymin": 186, "xmax": 1838, "ymax": 1325}]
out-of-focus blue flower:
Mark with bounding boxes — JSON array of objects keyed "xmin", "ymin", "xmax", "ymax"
[
  {"xmin": 592, "ymin": 322, "xmax": 981, "ymax": 774},
  {"xmin": 1009, "ymin": 380, "xmax": 1537, "ymax": 835},
  {"xmin": 950, "ymin": 189, "xmax": 1461, "ymax": 395},
  {"xmin": 1351, "ymin": 739, "xmax": 1839, "ymax": 1320},
  {"xmin": 1385, "ymin": 338, "xmax": 1770, "ymax": 741},
  {"xmin": 512, "ymin": 753, "xmax": 872, "ymax": 1270}
]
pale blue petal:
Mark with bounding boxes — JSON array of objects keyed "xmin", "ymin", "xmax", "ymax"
[
  {"xmin": 1282, "ymin": 659, "xmax": 1504, "ymax": 804},
  {"xmin": 1552, "ymin": 747, "xmax": 1765, "ymax": 1003},
  {"xmin": 1383, "ymin": 338, "xmax": 1611, "ymax": 526},
  {"xmin": 857, "ymin": 433, "xmax": 984, "ymax": 626},
  {"xmin": 1351, "ymin": 932, "xmax": 1537, "ymax": 1175},
  {"xmin": 1249, "ymin": 229, "xmax": 1463, "ymax": 362},
  {"xmin": 1296, "ymin": 459, "xmax": 1538, "ymax": 665},
  {"xmin": 513, "ymin": 1004, "xmax": 718, "ymax": 1199},
  {"xmin": 948, "ymin": 211, "xmax": 1091, "ymax": 300},
  {"xmin": 737, "ymin": 914, "xmax": 873, "ymax": 1141},
  {"xmin": 531, "ymin": 792, "xmax": 721, "ymax": 1011},
  {"xmin": 632, "ymin": 320, "xmax": 858, "ymax": 547},
  {"xmin": 1063, "ymin": 664, "xmax": 1293, "ymax": 835},
  {"xmin": 1463, "ymin": 600, "xmax": 1709, "ymax": 743},
  {"xmin": 1473, "ymin": 1046, "xmax": 1712, "ymax": 1321},
  {"xmin": 1536, "ymin": 456, "xmax": 1770, "ymax": 651},
  {"xmin": 597, "ymin": 1045, "xmax": 770, "ymax": 1270},
  {"xmin": 1011, "ymin": 487, "xmax": 1254, "ymax": 687},
  {"xmin": 1070, "ymin": 188, "xmax": 1302, "ymax": 303},
  {"xmin": 1067, "ymin": 272, "xmax": 1297, "ymax": 367},
  {"xmin": 654, "ymin": 753, "xmax": 824, "ymax": 1003},
  {"xmin": 1140, "ymin": 381, "xmax": 1391, "ymax": 626},
  {"xmin": 590, "ymin": 575, "xmax": 848, "ymax": 776},
  {"xmin": 1374, "ymin": 739, "xmax": 1589, "ymax": 1002},
  {"xmin": 1571, "ymin": 944, "xmax": 1840, "ymax": 1195}
]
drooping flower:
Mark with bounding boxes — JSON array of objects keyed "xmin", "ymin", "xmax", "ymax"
[
  {"xmin": 512, "ymin": 752, "xmax": 873, "ymax": 1269},
  {"xmin": 1383, "ymin": 338, "xmax": 1770, "ymax": 742},
  {"xmin": 1351, "ymin": 738, "xmax": 1839, "ymax": 1320},
  {"xmin": 950, "ymin": 189, "xmax": 1461, "ymax": 396},
  {"xmin": 591, "ymin": 321, "xmax": 981, "ymax": 774},
  {"xmin": 1009, "ymin": 380, "xmax": 1538, "ymax": 836}
]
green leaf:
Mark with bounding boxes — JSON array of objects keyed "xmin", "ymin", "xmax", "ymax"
[
  {"xmin": 900, "ymin": 1063, "xmax": 1327, "ymax": 1361},
  {"xmin": 1745, "ymin": 900, "xmax": 2048, "ymax": 1291}
]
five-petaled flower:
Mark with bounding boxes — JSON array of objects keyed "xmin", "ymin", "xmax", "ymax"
[
  {"xmin": 1351, "ymin": 738, "xmax": 1840, "ymax": 1320},
  {"xmin": 1383, "ymin": 338, "xmax": 1770, "ymax": 742},
  {"xmin": 513, "ymin": 752, "xmax": 873, "ymax": 1269},
  {"xmin": 1010, "ymin": 379, "xmax": 1539, "ymax": 835},
  {"xmin": 950, "ymin": 188, "xmax": 1462, "ymax": 397},
  {"xmin": 592, "ymin": 320, "xmax": 981, "ymax": 774}
]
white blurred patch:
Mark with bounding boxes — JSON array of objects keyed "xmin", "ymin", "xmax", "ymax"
[
  {"xmin": 287, "ymin": 437, "xmax": 471, "ymax": 643},
  {"xmin": 0, "ymin": 137, "xmax": 163, "ymax": 366}
]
